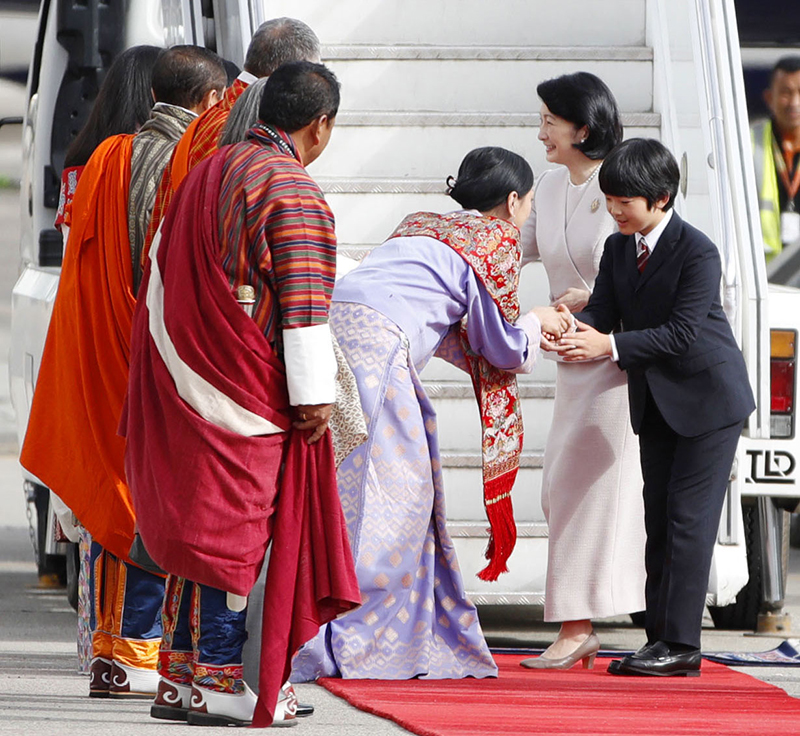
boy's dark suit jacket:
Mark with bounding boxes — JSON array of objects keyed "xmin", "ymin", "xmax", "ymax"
[{"xmin": 577, "ymin": 211, "xmax": 755, "ymax": 437}]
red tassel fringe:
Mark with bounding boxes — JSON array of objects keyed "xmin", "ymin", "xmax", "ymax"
[{"xmin": 477, "ymin": 474, "xmax": 518, "ymax": 582}]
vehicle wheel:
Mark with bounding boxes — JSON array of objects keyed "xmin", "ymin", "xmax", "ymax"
[
  {"xmin": 32, "ymin": 484, "xmax": 67, "ymax": 586},
  {"xmin": 707, "ymin": 504, "xmax": 763, "ymax": 630},
  {"xmin": 46, "ymin": 553, "xmax": 68, "ymax": 586},
  {"xmin": 706, "ymin": 502, "xmax": 791, "ymax": 630},
  {"xmin": 65, "ymin": 542, "xmax": 79, "ymax": 612},
  {"xmin": 790, "ymin": 512, "xmax": 800, "ymax": 549}
]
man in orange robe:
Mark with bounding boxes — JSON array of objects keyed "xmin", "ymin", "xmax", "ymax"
[
  {"xmin": 143, "ymin": 17, "xmax": 321, "ymax": 264},
  {"xmin": 20, "ymin": 45, "xmax": 227, "ymax": 699}
]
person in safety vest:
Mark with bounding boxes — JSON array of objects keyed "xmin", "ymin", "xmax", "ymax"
[{"xmin": 752, "ymin": 55, "xmax": 800, "ymax": 261}]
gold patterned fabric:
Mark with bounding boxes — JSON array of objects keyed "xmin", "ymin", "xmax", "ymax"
[
  {"xmin": 329, "ymin": 335, "xmax": 368, "ymax": 468},
  {"xmin": 292, "ymin": 302, "xmax": 497, "ymax": 681}
]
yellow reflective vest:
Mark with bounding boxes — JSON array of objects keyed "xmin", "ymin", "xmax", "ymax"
[{"xmin": 751, "ymin": 119, "xmax": 783, "ymax": 260}]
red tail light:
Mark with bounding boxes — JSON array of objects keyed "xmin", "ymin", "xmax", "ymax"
[
  {"xmin": 771, "ymin": 360, "xmax": 795, "ymax": 413},
  {"xmin": 771, "ymin": 329, "xmax": 797, "ymax": 438}
]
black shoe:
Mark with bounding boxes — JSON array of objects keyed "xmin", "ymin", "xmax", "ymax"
[
  {"xmin": 607, "ymin": 641, "xmax": 655, "ymax": 674},
  {"xmin": 610, "ymin": 641, "xmax": 701, "ymax": 677},
  {"xmin": 628, "ymin": 641, "xmax": 658, "ymax": 660},
  {"xmin": 296, "ymin": 702, "xmax": 314, "ymax": 718}
]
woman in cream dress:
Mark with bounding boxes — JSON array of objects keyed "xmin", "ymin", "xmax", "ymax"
[{"xmin": 520, "ymin": 72, "xmax": 646, "ymax": 670}]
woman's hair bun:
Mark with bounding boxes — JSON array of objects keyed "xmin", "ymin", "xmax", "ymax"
[{"xmin": 446, "ymin": 147, "xmax": 533, "ymax": 212}]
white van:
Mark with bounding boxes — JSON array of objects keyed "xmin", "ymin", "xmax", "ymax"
[{"xmin": 12, "ymin": 0, "xmax": 800, "ymax": 632}]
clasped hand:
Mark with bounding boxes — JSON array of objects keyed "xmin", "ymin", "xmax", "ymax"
[
  {"xmin": 531, "ymin": 304, "xmax": 572, "ymax": 344},
  {"xmin": 550, "ymin": 319, "xmax": 613, "ymax": 361},
  {"xmin": 293, "ymin": 403, "xmax": 333, "ymax": 444}
]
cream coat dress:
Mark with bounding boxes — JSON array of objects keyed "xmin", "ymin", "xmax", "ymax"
[{"xmin": 522, "ymin": 166, "xmax": 646, "ymax": 621}]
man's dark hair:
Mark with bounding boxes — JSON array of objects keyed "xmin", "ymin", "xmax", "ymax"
[
  {"xmin": 222, "ymin": 58, "xmax": 241, "ymax": 85},
  {"xmin": 244, "ymin": 17, "xmax": 320, "ymax": 77},
  {"xmin": 446, "ymin": 147, "xmax": 533, "ymax": 212},
  {"xmin": 259, "ymin": 61, "xmax": 339, "ymax": 132},
  {"xmin": 537, "ymin": 72, "xmax": 623, "ymax": 160},
  {"xmin": 65, "ymin": 45, "xmax": 162, "ymax": 167},
  {"xmin": 770, "ymin": 55, "xmax": 800, "ymax": 86},
  {"xmin": 151, "ymin": 45, "xmax": 227, "ymax": 109},
  {"xmin": 599, "ymin": 138, "xmax": 680, "ymax": 211}
]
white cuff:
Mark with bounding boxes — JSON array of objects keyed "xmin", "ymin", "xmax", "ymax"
[
  {"xmin": 283, "ymin": 323, "xmax": 338, "ymax": 405},
  {"xmin": 510, "ymin": 312, "xmax": 541, "ymax": 374},
  {"xmin": 609, "ymin": 334, "xmax": 619, "ymax": 362},
  {"xmin": 237, "ymin": 70, "xmax": 258, "ymax": 85}
]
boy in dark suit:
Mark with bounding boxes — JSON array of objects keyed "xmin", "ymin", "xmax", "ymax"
[{"xmin": 558, "ymin": 138, "xmax": 755, "ymax": 676}]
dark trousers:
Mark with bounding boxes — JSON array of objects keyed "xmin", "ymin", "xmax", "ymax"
[
  {"xmin": 90, "ymin": 543, "xmax": 164, "ymax": 668},
  {"xmin": 638, "ymin": 394, "xmax": 744, "ymax": 649},
  {"xmin": 160, "ymin": 575, "xmax": 249, "ymax": 693}
]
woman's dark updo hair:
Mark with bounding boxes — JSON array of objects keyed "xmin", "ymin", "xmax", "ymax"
[
  {"xmin": 537, "ymin": 71, "xmax": 622, "ymax": 160},
  {"xmin": 446, "ymin": 147, "xmax": 533, "ymax": 212}
]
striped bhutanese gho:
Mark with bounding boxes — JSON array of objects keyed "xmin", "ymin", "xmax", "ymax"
[
  {"xmin": 216, "ymin": 123, "xmax": 337, "ymax": 345},
  {"xmin": 123, "ymin": 143, "xmax": 358, "ymax": 729}
]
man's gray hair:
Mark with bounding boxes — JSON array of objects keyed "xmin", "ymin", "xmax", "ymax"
[
  {"xmin": 219, "ymin": 77, "xmax": 268, "ymax": 147},
  {"xmin": 244, "ymin": 17, "xmax": 321, "ymax": 77}
]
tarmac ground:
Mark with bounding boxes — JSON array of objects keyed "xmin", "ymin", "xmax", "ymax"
[{"xmin": 4, "ymin": 523, "xmax": 800, "ymax": 735}]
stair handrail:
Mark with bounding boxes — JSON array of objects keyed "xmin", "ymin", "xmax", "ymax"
[{"xmin": 690, "ymin": 0, "xmax": 770, "ymax": 438}]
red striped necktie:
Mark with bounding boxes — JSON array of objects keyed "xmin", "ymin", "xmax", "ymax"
[{"xmin": 637, "ymin": 237, "xmax": 650, "ymax": 273}]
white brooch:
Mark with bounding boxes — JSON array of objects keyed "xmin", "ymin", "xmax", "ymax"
[{"xmin": 590, "ymin": 198, "xmax": 600, "ymax": 213}]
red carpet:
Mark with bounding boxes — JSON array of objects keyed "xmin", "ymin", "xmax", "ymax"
[{"xmin": 318, "ymin": 654, "xmax": 800, "ymax": 735}]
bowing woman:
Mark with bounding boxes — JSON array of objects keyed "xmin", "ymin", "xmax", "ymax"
[{"xmin": 292, "ymin": 146, "xmax": 570, "ymax": 680}]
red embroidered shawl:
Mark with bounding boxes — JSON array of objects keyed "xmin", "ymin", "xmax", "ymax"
[{"xmin": 390, "ymin": 211, "xmax": 523, "ymax": 581}]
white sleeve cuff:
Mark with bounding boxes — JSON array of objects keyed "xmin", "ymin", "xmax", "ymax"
[
  {"xmin": 283, "ymin": 323, "xmax": 338, "ymax": 405},
  {"xmin": 510, "ymin": 312, "xmax": 541, "ymax": 374},
  {"xmin": 609, "ymin": 334, "xmax": 619, "ymax": 362}
]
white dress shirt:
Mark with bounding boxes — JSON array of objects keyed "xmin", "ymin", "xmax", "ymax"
[{"xmin": 608, "ymin": 209, "xmax": 674, "ymax": 361}]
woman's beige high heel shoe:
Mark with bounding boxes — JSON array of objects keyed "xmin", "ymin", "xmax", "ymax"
[{"xmin": 519, "ymin": 631, "xmax": 600, "ymax": 670}]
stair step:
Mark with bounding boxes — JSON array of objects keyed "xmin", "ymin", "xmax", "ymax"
[
  {"xmin": 441, "ymin": 451, "xmax": 544, "ymax": 469},
  {"xmin": 324, "ymin": 58, "xmax": 653, "ymax": 114},
  {"xmin": 314, "ymin": 119, "xmax": 662, "ymax": 181},
  {"xmin": 335, "ymin": 111, "xmax": 661, "ymax": 127},
  {"xmin": 337, "ymin": 245, "xmax": 375, "ymax": 260},
  {"xmin": 443, "ymin": 465, "xmax": 545, "ymax": 521},
  {"xmin": 418, "ymin": 351, "xmax": 558, "ymax": 385},
  {"xmin": 453, "ymin": 536, "xmax": 548, "ymax": 603},
  {"xmin": 432, "ymin": 394, "xmax": 554, "ymax": 451},
  {"xmin": 448, "ymin": 521, "xmax": 548, "ymax": 538},
  {"xmin": 323, "ymin": 45, "xmax": 653, "ymax": 61},
  {"xmin": 262, "ymin": 0, "xmax": 646, "ymax": 47},
  {"xmin": 425, "ymin": 382, "xmax": 554, "ymax": 400},
  {"xmin": 323, "ymin": 192, "xmax": 469, "ymax": 246},
  {"xmin": 317, "ymin": 178, "xmax": 446, "ymax": 194}
]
